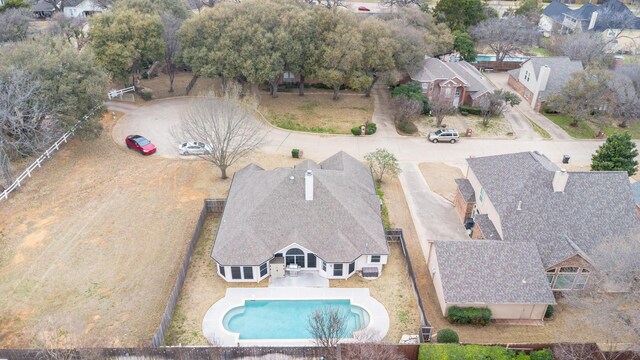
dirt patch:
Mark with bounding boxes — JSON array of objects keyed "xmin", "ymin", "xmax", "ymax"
[
  {"xmin": 384, "ymin": 175, "xmax": 639, "ymax": 344},
  {"xmin": 165, "ymin": 217, "xmax": 267, "ymax": 346},
  {"xmin": 0, "ymin": 111, "xmax": 297, "ymax": 348},
  {"xmin": 416, "ymin": 114, "xmax": 514, "ymax": 139},
  {"xmin": 258, "ymin": 91, "xmax": 374, "ymax": 134},
  {"xmin": 418, "ymin": 163, "xmax": 464, "ymax": 202},
  {"xmin": 331, "ymin": 242, "xmax": 421, "ymax": 343},
  {"xmin": 135, "ymin": 72, "xmax": 222, "ymax": 100}
]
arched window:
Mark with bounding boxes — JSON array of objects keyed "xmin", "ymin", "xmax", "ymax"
[{"xmin": 285, "ymin": 248, "xmax": 305, "ymax": 268}]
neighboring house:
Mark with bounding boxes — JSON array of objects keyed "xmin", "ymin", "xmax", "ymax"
[
  {"xmin": 410, "ymin": 57, "xmax": 494, "ymax": 108},
  {"xmin": 507, "ymin": 57, "xmax": 583, "ymax": 112},
  {"xmin": 451, "ymin": 151, "xmax": 640, "ymax": 293},
  {"xmin": 32, "ymin": 1, "xmax": 55, "ymax": 18},
  {"xmin": 63, "ymin": 0, "xmax": 105, "ymax": 17},
  {"xmin": 427, "ymin": 240, "xmax": 555, "ymax": 320},
  {"xmin": 211, "ymin": 151, "xmax": 390, "ymax": 283},
  {"xmin": 632, "ymin": 182, "xmax": 640, "ymax": 215},
  {"xmin": 539, "ymin": 0, "xmax": 640, "ymax": 53}
]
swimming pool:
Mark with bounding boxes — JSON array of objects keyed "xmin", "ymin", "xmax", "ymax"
[
  {"xmin": 223, "ymin": 299, "xmax": 369, "ymax": 340},
  {"xmin": 474, "ymin": 55, "xmax": 529, "ymax": 62}
]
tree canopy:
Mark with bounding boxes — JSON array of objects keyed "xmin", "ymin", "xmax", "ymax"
[
  {"xmin": 591, "ymin": 132, "xmax": 638, "ymax": 176},
  {"xmin": 470, "ymin": 15, "xmax": 539, "ymax": 62},
  {"xmin": 453, "ymin": 31, "xmax": 475, "ymax": 62},
  {"xmin": 433, "ymin": 0, "xmax": 488, "ymax": 32}
]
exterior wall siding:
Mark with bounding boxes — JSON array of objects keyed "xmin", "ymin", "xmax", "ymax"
[
  {"xmin": 467, "ymin": 168, "xmax": 504, "ymax": 239},
  {"xmin": 427, "ymin": 248, "xmax": 448, "ymax": 316}
]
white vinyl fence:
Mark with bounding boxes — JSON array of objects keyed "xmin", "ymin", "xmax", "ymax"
[{"xmin": 1, "ymin": 106, "xmax": 102, "ymax": 201}]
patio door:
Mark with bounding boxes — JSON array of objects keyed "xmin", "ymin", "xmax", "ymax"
[
  {"xmin": 307, "ymin": 254, "xmax": 317, "ymax": 268},
  {"xmin": 285, "ymin": 248, "xmax": 305, "ymax": 268}
]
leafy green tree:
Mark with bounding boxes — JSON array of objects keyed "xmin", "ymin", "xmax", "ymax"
[
  {"xmin": 514, "ymin": 0, "xmax": 541, "ymax": 22},
  {"xmin": 0, "ymin": 38, "xmax": 109, "ymax": 135},
  {"xmin": 433, "ymin": 0, "xmax": 487, "ymax": 32},
  {"xmin": 392, "ymin": 81, "xmax": 429, "ymax": 114},
  {"xmin": 547, "ymin": 69, "xmax": 612, "ymax": 127},
  {"xmin": 285, "ymin": 6, "xmax": 323, "ymax": 96},
  {"xmin": 591, "ymin": 132, "xmax": 638, "ymax": 176},
  {"xmin": 0, "ymin": 0, "xmax": 29, "ymax": 11},
  {"xmin": 90, "ymin": 8, "xmax": 165, "ymax": 85},
  {"xmin": 453, "ymin": 30, "xmax": 475, "ymax": 62},
  {"xmin": 358, "ymin": 17, "xmax": 398, "ymax": 97},
  {"xmin": 364, "ymin": 148, "xmax": 401, "ymax": 183}
]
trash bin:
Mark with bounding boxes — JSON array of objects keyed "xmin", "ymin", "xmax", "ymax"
[
  {"xmin": 562, "ymin": 155, "xmax": 570, "ymax": 164},
  {"xmin": 466, "ymin": 128, "xmax": 473, "ymax": 137}
]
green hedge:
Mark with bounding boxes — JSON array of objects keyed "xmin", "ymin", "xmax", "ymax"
[
  {"xmin": 436, "ymin": 328, "xmax": 459, "ymax": 343},
  {"xmin": 447, "ymin": 306, "xmax": 492, "ymax": 326},
  {"xmin": 351, "ymin": 126, "xmax": 362, "ymax": 136},
  {"xmin": 139, "ymin": 89, "xmax": 153, "ymax": 101},
  {"xmin": 419, "ymin": 345, "xmax": 554, "ymax": 360},
  {"xmin": 365, "ymin": 122, "xmax": 377, "ymax": 135},
  {"xmin": 544, "ymin": 305, "xmax": 554, "ymax": 319},
  {"xmin": 459, "ymin": 105, "xmax": 482, "ymax": 116}
]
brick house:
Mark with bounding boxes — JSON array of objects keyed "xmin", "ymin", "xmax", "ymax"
[
  {"xmin": 507, "ymin": 57, "xmax": 583, "ymax": 112},
  {"xmin": 452, "ymin": 151, "xmax": 640, "ymax": 292},
  {"xmin": 410, "ymin": 57, "xmax": 493, "ymax": 108}
]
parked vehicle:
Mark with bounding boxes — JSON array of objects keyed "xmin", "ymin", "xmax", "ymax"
[
  {"xmin": 178, "ymin": 141, "xmax": 212, "ymax": 155},
  {"xmin": 125, "ymin": 135, "xmax": 157, "ymax": 155},
  {"xmin": 428, "ymin": 129, "xmax": 460, "ymax": 143},
  {"xmin": 358, "ymin": 6, "xmax": 370, "ymax": 11}
]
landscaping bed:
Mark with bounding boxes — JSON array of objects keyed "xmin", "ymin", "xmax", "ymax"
[
  {"xmin": 258, "ymin": 92, "xmax": 374, "ymax": 134},
  {"xmin": 415, "ymin": 113, "xmax": 514, "ymax": 138}
]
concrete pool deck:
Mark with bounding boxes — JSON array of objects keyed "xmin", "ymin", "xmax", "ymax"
[{"xmin": 202, "ymin": 287, "xmax": 390, "ymax": 346}]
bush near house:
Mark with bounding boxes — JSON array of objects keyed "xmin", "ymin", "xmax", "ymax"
[
  {"xmin": 351, "ymin": 122, "xmax": 377, "ymax": 136},
  {"xmin": 419, "ymin": 344, "xmax": 555, "ymax": 360},
  {"xmin": 447, "ymin": 306, "xmax": 492, "ymax": 326},
  {"xmin": 436, "ymin": 328, "xmax": 459, "ymax": 343},
  {"xmin": 459, "ymin": 105, "xmax": 483, "ymax": 116},
  {"xmin": 139, "ymin": 88, "xmax": 153, "ymax": 101},
  {"xmin": 544, "ymin": 305, "xmax": 554, "ymax": 319}
]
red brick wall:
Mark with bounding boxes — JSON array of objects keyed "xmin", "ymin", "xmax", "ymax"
[
  {"xmin": 508, "ymin": 74, "xmax": 527, "ymax": 99},
  {"xmin": 471, "ymin": 222, "xmax": 484, "ymax": 240},
  {"xmin": 453, "ymin": 189, "xmax": 474, "ymax": 223}
]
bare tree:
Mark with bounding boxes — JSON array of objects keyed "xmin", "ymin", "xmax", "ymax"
[
  {"xmin": 429, "ymin": 96, "xmax": 457, "ymax": 127},
  {"xmin": 609, "ymin": 72, "xmax": 640, "ymax": 128},
  {"xmin": 470, "ymin": 15, "xmax": 539, "ymax": 62},
  {"xmin": 161, "ymin": 12, "xmax": 183, "ymax": 93},
  {"xmin": 381, "ymin": 0, "xmax": 425, "ymax": 7},
  {"xmin": 478, "ymin": 90, "xmax": 520, "ymax": 126},
  {"xmin": 364, "ymin": 148, "xmax": 401, "ymax": 183},
  {"xmin": 48, "ymin": 14, "xmax": 89, "ymax": 50},
  {"xmin": 307, "ymin": 306, "xmax": 349, "ymax": 359},
  {"xmin": 0, "ymin": 8, "xmax": 31, "ymax": 43},
  {"xmin": 0, "ymin": 71, "xmax": 61, "ymax": 190},
  {"xmin": 391, "ymin": 97, "xmax": 422, "ymax": 124},
  {"xmin": 171, "ymin": 84, "xmax": 266, "ymax": 179},
  {"xmin": 560, "ymin": 32, "xmax": 611, "ymax": 67}
]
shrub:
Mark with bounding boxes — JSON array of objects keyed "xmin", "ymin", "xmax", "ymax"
[
  {"xmin": 459, "ymin": 105, "xmax": 482, "ymax": 116},
  {"xmin": 530, "ymin": 349, "xmax": 554, "ymax": 360},
  {"xmin": 139, "ymin": 89, "xmax": 153, "ymax": 101},
  {"xmin": 436, "ymin": 328, "xmax": 459, "ymax": 343},
  {"xmin": 392, "ymin": 81, "xmax": 430, "ymax": 114},
  {"xmin": 419, "ymin": 344, "xmax": 516, "ymax": 360},
  {"xmin": 351, "ymin": 126, "xmax": 363, "ymax": 136},
  {"xmin": 397, "ymin": 120, "xmax": 418, "ymax": 134},
  {"xmin": 447, "ymin": 306, "xmax": 492, "ymax": 326},
  {"xmin": 543, "ymin": 106, "xmax": 558, "ymax": 114},
  {"xmin": 365, "ymin": 122, "xmax": 377, "ymax": 135},
  {"xmin": 544, "ymin": 305, "xmax": 554, "ymax": 319}
]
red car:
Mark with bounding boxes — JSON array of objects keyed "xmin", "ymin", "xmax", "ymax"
[
  {"xmin": 125, "ymin": 135, "xmax": 157, "ymax": 155},
  {"xmin": 358, "ymin": 6, "xmax": 370, "ymax": 11}
]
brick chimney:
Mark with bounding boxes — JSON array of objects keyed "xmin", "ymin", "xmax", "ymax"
[{"xmin": 611, "ymin": 56, "xmax": 625, "ymax": 70}]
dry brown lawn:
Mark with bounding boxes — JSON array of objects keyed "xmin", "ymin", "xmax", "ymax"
[
  {"xmin": 258, "ymin": 91, "xmax": 374, "ymax": 134},
  {"xmin": 384, "ymin": 176, "xmax": 639, "ymax": 344},
  {"xmin": 418, "ymin": 163, "xmax": 464, "ymax": 202},
  {"xmin": 416, "ymin": 114, "xmax": 514, "ymax": 139},
  {"xmin": 130, "ymin": 72, "xmax": 222, "ymax": 101},
  {"xmin": 0, "ymin": 112, "xmax": 296, "ymax": 348},
  {"xmin": 331, "ymin": 243, "xmax": 421, "ymax": 343}
]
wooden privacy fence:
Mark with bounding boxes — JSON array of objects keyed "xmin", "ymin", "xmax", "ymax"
[
  {"xmin": 386, "ymin": 228, "xmax": 433, "ymax": 343},
  {"xmin": 472, "ymin": 60, "xmax": 524, "ymax": 72},
  {"xmin": 1, "ymin": 106, "xmax": 102, "ymax": 201},
  {"xmin": 150, "ymin": 199, "xmax": 226, "ymax": 348}
]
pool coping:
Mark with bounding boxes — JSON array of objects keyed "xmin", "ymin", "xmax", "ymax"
[{"xmin": 202, "ymin": 287, "xmax": 390, "ymax": 347}]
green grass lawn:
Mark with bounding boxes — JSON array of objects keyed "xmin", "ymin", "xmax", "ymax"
[
  {"xmin": 601, "ymin": 122, "xmax": 640, "ymax": 139},
  {"xmin": 527, "ymin": 47, "xmax": 554, "ymax": 57},
  {"xmin": 544, "ymin": 113, "xmax": 598, "ymax": 139}
]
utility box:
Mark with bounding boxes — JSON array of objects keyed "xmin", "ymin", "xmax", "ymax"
[{"xmin": 270, "ymin": 257, "xmax": 285, "ymax": 278}]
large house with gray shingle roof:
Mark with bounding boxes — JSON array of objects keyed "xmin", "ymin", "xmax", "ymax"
[
  {"xmin": 430, "ymin": 151, "xmax": 640, "ymax": 320},
  {"xmin": 211, "ymin": 152, "xmax": 390, "ymax": 283},
  {"xmin": 507, "ymin": 57, "xmax": 583, "ymax": 112},
  {"xmin": 410, "ymin": 57, "xmax": 493, "ymax": 108}
]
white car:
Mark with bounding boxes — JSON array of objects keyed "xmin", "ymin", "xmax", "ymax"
[{"xmin": 178, "ymin": 141, "xmax": 212, "ymax": 155}]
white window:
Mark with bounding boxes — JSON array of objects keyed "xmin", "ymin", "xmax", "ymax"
[
  {"xmin": 524, "ymin": 70, "xmax": 530, "ymax": 82},
  {"xmin": 371, "ymin": 255, "xmax": 381, "ymax": 263},
  {"xmin": 479, "ymin": 188, "xmax": 485, "ymax": 203},
  {"xmin": 421, "ymin": 82, "xmax": 428, "ymax": 92},
  {"xmin": 455, "ymin": 88, "xmax": 461, "ymax": 96}
]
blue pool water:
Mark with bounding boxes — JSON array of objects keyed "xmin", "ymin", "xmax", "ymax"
[
  {"xmin": 474, "ymin": 55, "xmax": 529, "ymax": 62},
  {"xmin": 223, "ymin": 299, "xmax": 369, "ymax": 340}
]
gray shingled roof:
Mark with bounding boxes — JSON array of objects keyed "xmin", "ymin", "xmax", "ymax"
[
  {"xmin": 542, "ymin": 0, "xmax": 570, "ymax": 22},
  {"xmin": 467, "ymin": 151, "xmax": 640, "ymax": 268},
  {"xmin": 434, "ymin": 241, "xmax": 555, "ymax": 304},
  {"xmin": 211, "ymin": 152, "xmax": 389, "ymax": 266},
  {"xmin": 411, "ymin": 57, "xmax": 460, "ymax": 83},
  {"xmin": 455, "ymin": 179, "xmax": 475, "ymax": 202},
  {"xmin": 448, "ymin": 62, "xmax": 493, "ymax": 99},
  {"xmin": 32, "ymin": 1, "xmax": 55, "ymax": 11},
  {"xmin": 543, "ymin": 0, "xmax": 640, "ymax": 31},
  {"xmin": 474, "ymin": 214, "xmax": 501, "ymax": 240},
  {"xmin": 525, "ymin": 57, "xmax": 583, "ymax": 101},
  {"xmin": 411, "ymin": 57, "xmax": 493, "ymax": 99}
]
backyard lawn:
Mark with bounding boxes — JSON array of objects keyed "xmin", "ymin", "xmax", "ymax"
[{"xmin": 258, "ymin": 91, "xmax": 374, "ymax": 134}]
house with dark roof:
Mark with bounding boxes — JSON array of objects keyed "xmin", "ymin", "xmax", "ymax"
[
  {"xmin": 507, "ymin": 57, "xmax": 583, "ymax": 112},
  {"xmin": 211, "ymin": 152, "xmax": 390, "ymax": 283},
  {"xmin": 410, "ymin": 57, "xmax": 493, "ymax": 108},
  {"xmin": 427, "ymin": 241, "xmax": 555, "ymax": 320},
  {"xmin": 63, "ymin": 0, "xmax": 105, "ymax": 17},
  {"xmin": 452, "ymin": 151, "xmax": 640, "ymax": 292},
  {"xmin": 32, "ymin": 1, "xmax": 55, "ymax": 18}
]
